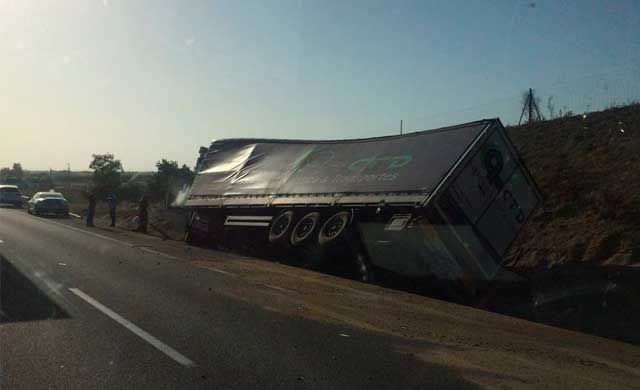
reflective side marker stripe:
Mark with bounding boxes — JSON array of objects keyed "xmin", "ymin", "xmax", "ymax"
[
  {"xmin": 225, "ymin": 215, "xmax": 273, "ymax": 221},
  {"xmin": 224, "ymin": 215, "xmax": 273, "ymax": 227}
]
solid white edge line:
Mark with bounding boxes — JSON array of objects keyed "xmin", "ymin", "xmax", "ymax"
[
  {"xmin": 139, "ymin": 247, "xmax": 179, "ymax": 260},
  {"xmin": 31, "ymin": 216, "xmax": 183, "ymax": 262},
  {"xmin": 68, "ymin": 288, "xmax": 196, "ymax": 367},
  {"xmin": 207, "ymin": 267, "xmax": 234, "ymax": 276},
  {"xmin": 36, "ymin": 217, "xmax": 134, "ymax": 247},
  {"xmin": 262, "ymin": 284, "xmax": 293, "ymax": 293},
  {"xmin": 23, "ymin": 210, "xmax": 237, "ymax": 278}
]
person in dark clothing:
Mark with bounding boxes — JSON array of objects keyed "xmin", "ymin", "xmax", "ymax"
[
  {"xmin": 137, "ymin": 196, "xmax": 149, "ymax": 233},
  {"xmin": 107, "ymin": 192, "xmax": 117, "ymax": 227},
  {"xmin": 86, "ymin": 193, "xmax": 96, "ymax": 227}
]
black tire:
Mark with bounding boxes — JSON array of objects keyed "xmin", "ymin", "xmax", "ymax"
[
  {"xmin": 269, "ymin": 210, "xmax": 294, "ymax": 243},
  {"xmin": 184, "ymin": 229, "xmax": 194, "ymax": 244},
  {"xmin": 318, "ymin": 211, "xmax": 350, "ymax": 245},
  {"xmin": 184, "ymin": 211, "xmax": 211, "ymax": 245},
  {"xmin": 184, "ymin": 212, "xmax": 195, "ymax": 244},
  {"xmin": 353, "ymin": 251, "xmax": 375, "ymax": 283},
  {"xmin": 290, "ymin": 212, "xmax": 320, "ymax": 246}
]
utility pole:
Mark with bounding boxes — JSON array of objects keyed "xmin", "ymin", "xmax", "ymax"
[
  {"xmin": 518, "ymin": 88, "xmax": 544, "ymax": 125},
  {"xmin": 66, "ymin": 163, "xmax": 71, "ymax": 192},
  {"xmin": 400, "ymin": 120, "xmax": 403, "ymax": 135}
]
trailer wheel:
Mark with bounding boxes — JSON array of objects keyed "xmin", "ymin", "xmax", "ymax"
[
  {"xmin": 290, "ymin": 212, "xmax": 320, "ymax": 246},
  {"xmin": 269, "ymin": 210, "xmax": 294, "ymax": 243},
  {"xmin": 318, "ymin": 211, "xmax": 350, "ymax": 245}
]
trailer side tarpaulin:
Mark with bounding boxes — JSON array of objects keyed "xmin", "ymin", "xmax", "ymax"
[{"xmin": 189, "ymin": 121, "xmax": 489, "ymax": 200}]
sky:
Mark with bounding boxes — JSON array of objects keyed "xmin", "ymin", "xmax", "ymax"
[{"xmin": 1, "ymin": 0, "xmax": 639, "ymax": 171}]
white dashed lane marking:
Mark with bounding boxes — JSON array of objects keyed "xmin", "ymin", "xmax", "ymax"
[{"xmin": 69, "ymin": 288, "xmax": 196, "ymax": 367}]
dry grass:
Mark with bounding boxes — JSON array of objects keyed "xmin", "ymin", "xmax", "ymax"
[{"xmin": 505, "ymin": 103, "xmax": 640, "ymax": 269}]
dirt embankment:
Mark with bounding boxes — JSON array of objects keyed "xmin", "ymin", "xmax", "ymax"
[
  {"xmin": 495, "ymin": 105, "xmax": 640, "ymax": 345},
  {"xmin": 505, "ymin": 103, "xmax": 640, "ymax": 270},
  {"xmin": 69, "ymin": 201, "xmax": 187, "ymax": 241}
]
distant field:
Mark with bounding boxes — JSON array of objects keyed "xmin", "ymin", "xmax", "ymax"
[{"xmin": 16, "ymin": 171, "xmax": 152, "ymax": 199}]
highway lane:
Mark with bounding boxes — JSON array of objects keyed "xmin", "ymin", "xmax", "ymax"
[
  {"xmin": 0, "ymin": 207, "xmax": 475, "ymax": 389},
  {"xmin": 3, "ymin": 207, "xmax": 640, "ymax": 389}
]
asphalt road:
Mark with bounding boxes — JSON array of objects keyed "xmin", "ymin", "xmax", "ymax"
[
  {"xmin": 2, "ymin": 207, "xmax": 640, "ymax": 389},
  {"xmin": 0, "ymin": 207, "xmax": 474, "ymax": 389}
]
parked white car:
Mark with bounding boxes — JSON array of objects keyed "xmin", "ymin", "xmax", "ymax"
[{"xmin": 27, "ymin": 191, "xmax": 70, "ymax": 217}]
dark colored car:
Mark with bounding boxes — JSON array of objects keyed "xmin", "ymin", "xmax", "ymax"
[
  {"xmin": 0, "ymin": 185, "xmax": 24, "ymax": 207},
  {"xmin": 27, "ymin": 191, "xmax": 70, "ymax": 217}
]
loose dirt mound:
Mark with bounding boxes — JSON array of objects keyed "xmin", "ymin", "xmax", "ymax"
[{"xmin": 505, "ymin": 103, "xmax": 640, "ymax": 269}]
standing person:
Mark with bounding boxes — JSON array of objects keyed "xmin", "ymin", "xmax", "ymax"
[
  {"xmin": 107, "ymin": 192, "xmax": 117, "ymax": 227},
  {"xmin": 137, "ymin": 195, "xmax": 149, "ymax": 233},
  {"xmin": 86, "ymin": 193, "xmax": 96, "ymax": 227}
]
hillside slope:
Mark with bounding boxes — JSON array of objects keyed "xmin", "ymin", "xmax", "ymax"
[{"xmin": 505, "ymin": 103, "xmax": 640, "ymax": 269}]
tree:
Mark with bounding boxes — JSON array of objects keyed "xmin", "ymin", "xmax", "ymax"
[
  {"xmin": 11, "ymin": 163, "xmax": 23, "ymax": 180},
  {"xmin": 0, "ymin": 163, "xmax": 24, "ymax": 184},
  {"xmin": 0, "ymin": 167, "xmax": 10, "ymax": 181},
  {"xmin": 89, "ymin": 154, "xmax": 123, "ymax": 197},
  {"xmin": 119, "ymin": 174, "xmax": 147, "ymax": 202},
  {"xmin": 151, "ymin": 159, "xmax": 195, "ymax": 206}
]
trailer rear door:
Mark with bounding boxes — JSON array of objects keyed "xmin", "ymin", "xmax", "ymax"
[{"xmin": 439, "ymin": 123, "xmax": 541, "ymax": 277}]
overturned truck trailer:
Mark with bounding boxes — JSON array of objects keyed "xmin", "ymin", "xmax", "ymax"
[{"xmin": 184, "ymin": 119, "xmax": 541, "ymax": 286}]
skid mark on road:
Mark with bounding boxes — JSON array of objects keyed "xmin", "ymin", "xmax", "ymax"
[{"xmin": 69, "ymin": 288, "xmax": 196, "ymax": 367}]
